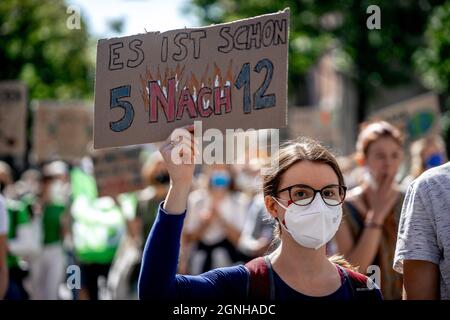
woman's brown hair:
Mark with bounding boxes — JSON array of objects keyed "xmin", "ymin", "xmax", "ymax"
[
  {"xmin": 263, "ymin": 137, "xmax": 345, "ymax": 198},
  {"xmin": 355, "ymin": 121, "xmax": 403, "ymax": 163}
]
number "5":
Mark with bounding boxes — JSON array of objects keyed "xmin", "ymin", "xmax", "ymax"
[{"xmin": 109, "ymin": 85, "xmax": 134, "ymax": 132}]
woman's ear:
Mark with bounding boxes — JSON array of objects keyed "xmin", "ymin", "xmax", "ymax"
[
  {"xmin": 264, "ymin": 195, "xmax": 278, "ymax": 219},
  {"xmin": 355, "ymin": 152, "xmax": 365, "ymax": 167}
]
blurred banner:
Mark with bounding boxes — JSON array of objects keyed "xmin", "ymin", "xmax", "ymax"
[
  {"xmin": 0, "ymin": 81, "xmax": 27, "ymax": 157},
  {"xmin": 370, "ymin": 92, "xmax": 441, "ymax": 144},
  {"xmin": 94, "ymin": 9, "xmax": 290, "ymax": 148},
  {"xmin": 32, "ymin": 101, "xmax": 93, "ymax": 163},
  {"xmin": 92, "ymin": 147, "xmax": 144, "ymax": 197},
  {"xmin": 288, "ymin": 106, "xmax": 341, "ymax": 150}
]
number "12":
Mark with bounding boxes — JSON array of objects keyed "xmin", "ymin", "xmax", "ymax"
[{"xmin": 234, "ymin": 58, "xmax": 276, "ymax": 113}]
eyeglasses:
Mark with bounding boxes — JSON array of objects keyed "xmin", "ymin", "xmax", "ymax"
[{"xmin": 275, "ymin": 184, "xmax": 347, "ymax": 206}]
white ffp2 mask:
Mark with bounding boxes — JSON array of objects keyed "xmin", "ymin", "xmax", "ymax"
[{"xmin": 273, "ymin": 196, "xmax": 342, "ymax": 250}]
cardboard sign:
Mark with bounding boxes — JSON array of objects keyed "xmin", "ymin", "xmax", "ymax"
[
  {"xmin": 0, "ymin": 81, "xmax": 27, "ymax": 157},
  {"xmin": 93, "ymin": 147, "xmax": 144, "ymax": 197},
  {"xmin": 94, "ymin": 9, "xmax": 290, "ymax": 148},
  {"xmin": 32, "ymin": 101, "xmax": 93, "ymax": 163},
  {"xmin": 288, "ymin": 107, "xmax": 341, "ymax": 149},
  {"xmin": 370, "ymin": 93, "xmax": 441, "ymax": 144}
]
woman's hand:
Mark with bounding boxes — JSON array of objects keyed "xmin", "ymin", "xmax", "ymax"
[
  {"xmin": 160, "ymin": 125, "xmax": 199, "ymax": 214},
  {"xmin": 365, "ymin": 174, "xmax": 399, "ymax": 225},
  {"xmin": 160, "ymin": 124, "xmax": 197, "ymax": 186}
]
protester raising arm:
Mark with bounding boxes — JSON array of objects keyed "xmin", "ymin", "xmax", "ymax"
[
  {"xmin": 138, "ymin": 126, "xmax": 248, "ymax": 300},
  {"xmin": 139, "ymin": 128, "xmax": 382, "ymax": 301}
]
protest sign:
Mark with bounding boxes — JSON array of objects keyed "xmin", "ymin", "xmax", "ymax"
[
  {"xmin": 32, "ymin": 101, "xmax": 93, "ymax": 163},
  {"xmin": 92, "ymin": 147, "xmax": 144, "ymax": 197},
  {"xmin": 0, "ymin": 81, "xmax": 27, "ymax": 157},
  {"xmin": 370, "ymin": 92, "xmax": 441, "ymax": 144},
  {"xmin": 94, "ymin": 9, "xmax": 290, "ymax": 148}
]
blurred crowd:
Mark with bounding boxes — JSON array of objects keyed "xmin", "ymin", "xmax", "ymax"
[{"xmin": 0, "ymin": 120, "xmax": 447, "ymax": 300}]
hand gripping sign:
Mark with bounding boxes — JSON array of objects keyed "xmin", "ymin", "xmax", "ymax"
[{"xmin": 94, "ymin": 9, "xmax": 289, "ymax": 148}]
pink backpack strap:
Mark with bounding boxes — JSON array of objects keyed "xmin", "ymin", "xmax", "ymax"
[{"xmin": 244, "ymin": 256, "xmax": 275, "ymax": 300}]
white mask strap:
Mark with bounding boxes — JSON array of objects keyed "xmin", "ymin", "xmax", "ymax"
[{"xmin": 272, "ymin": 196, "xmax": 288, "ymax": 210}]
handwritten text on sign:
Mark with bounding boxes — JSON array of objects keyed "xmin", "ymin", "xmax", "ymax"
[{"xmin": 94, "ymin": 9, "xmax": 289, "ymax": 148}]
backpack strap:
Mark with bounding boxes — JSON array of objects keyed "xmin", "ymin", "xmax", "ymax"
[
  {"xmin": 338, "ymin": 265, "xmax": 382, "ymax": 300},
  {"xmin": 245, "ymin": 256, "xmax": 275, "ymax": 301}
]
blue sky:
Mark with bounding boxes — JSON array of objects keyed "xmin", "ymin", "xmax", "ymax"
[{"xmin": 66, "ymin": 0, "xmax": 199, "ymax": 38}]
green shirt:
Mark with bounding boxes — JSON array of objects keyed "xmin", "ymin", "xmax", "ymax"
[
  {"xmin": 7, "ymin": 199, "xmax": 30, "ymax": 268},
  {"xmin": 43, "ymin": 203, "xmax": 66, "ymax": 245},
  {"xmin": 72, "ymin": 195, "xmax": 124, "ymax": 264},
  {"xmin": 70, "ymin": 167, "xmax": 126, "ymax": 264}
]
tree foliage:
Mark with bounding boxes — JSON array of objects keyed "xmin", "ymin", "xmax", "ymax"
[
  {"xmin": 413, "ymin": 2, "xmax": 450, "ymax": 155},
  {"xmin": 0, "ymin": 0, "xmax": 94, "ymax": 100},
  {"xmin": 187, "ymin": 0, "xmax": 446, "ymax": 121}
]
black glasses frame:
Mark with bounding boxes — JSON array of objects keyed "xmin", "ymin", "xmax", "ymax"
[{"xmin": 276, "ymin": 184, "xmax": 347, "ymax": 206}]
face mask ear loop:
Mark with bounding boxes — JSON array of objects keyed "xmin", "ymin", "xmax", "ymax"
[
  {"xmin": 272, "ymin": 196, "xmax": 288, "ymax": 210},
  {"xmin": 272, "ymin": 196, "xmax": 290, "ymax": 232}
]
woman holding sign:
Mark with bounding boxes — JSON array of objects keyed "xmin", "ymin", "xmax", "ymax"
[{"xmin": 138, "ymin": 125, "xmax": 383, "ymax": 301}]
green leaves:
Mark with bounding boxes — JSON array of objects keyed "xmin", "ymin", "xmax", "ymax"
[
  {"xmin": 0, "ymin": 0, "xmax": 94, "ymax": 100},
  {"xmin": 414, "ymin": 2, "xmax": 450, "ymax": 93}
]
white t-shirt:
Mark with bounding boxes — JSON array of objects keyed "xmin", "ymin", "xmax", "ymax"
[{"xmin": 0, "ymin": 194, "xmax": 8, "ymax": 235}]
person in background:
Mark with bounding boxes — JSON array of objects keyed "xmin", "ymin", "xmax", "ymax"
[
  {"xmin": 0, "ymin": 193, "xmax": 8, "ymax": 299},
  {"xmin": 336, "ymin": 154, "xmax": 366, "ymax": 191},
  {"xmin": 70, "ymin": 161, "xmax": 125, "ymax": 300},
  {"xmin": 106, "ymin": 192, "xmax": 140, "ymax": 300},
  {"xmin": 234, "ymin": 162, "xmax": 274, "ymax": 259},
  {"xmin": 401, "ymin": 135, "xmax": 447, "ymax": 189},
  {"xmin": 334, "ymin": 121, "xmax": 405, "ymax": 299},
  {"xmin": 394, "ymin": 162, "xmax": 450, "ymax": 299},
  {"xmin": 30, "ymin": 161, "xmax": 71, "ymax": 300},
  {"xmin": 0, "ymin": 161, "xmax": 13, "ymax": 195},
  {"xmin": 113, "ymin": 152, "xmax": 170, "ymax": 299},
  {"xmin": 136, "ymin": 152, "xmax": 170, "ymax": 241},
  {"xmin": 0, "ymin": 161, "xmax": 39, "ymax": 300},
  {"xmin": 13, "ymin": 169, "xmax": 41, "ymax": 201},
  {"xmin": 181, "ymin": 164, "xmax": 250, "ymax": 275}
]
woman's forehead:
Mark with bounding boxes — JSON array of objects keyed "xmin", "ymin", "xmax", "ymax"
[
  {"xmin": 367, "ymin": 136, "xmax": 402, "ymax": 153},
  {"xmin": 279, "ymin": 161, "xmax": 339, "ymax": 190}
]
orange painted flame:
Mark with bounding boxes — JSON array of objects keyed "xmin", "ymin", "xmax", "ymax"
[{"xmin": 139, "ymin": 59, "xmax": 233, "ymax": 111}]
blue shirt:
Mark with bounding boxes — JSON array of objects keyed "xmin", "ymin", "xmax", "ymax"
[{"xmin": 138, "ymin": 202, "xmax": 383, "ymax": 301}]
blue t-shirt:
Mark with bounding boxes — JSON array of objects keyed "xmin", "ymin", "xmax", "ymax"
[{"xmin": 138, "ymin": 202, "xmax": 383, "ymax": 301}]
